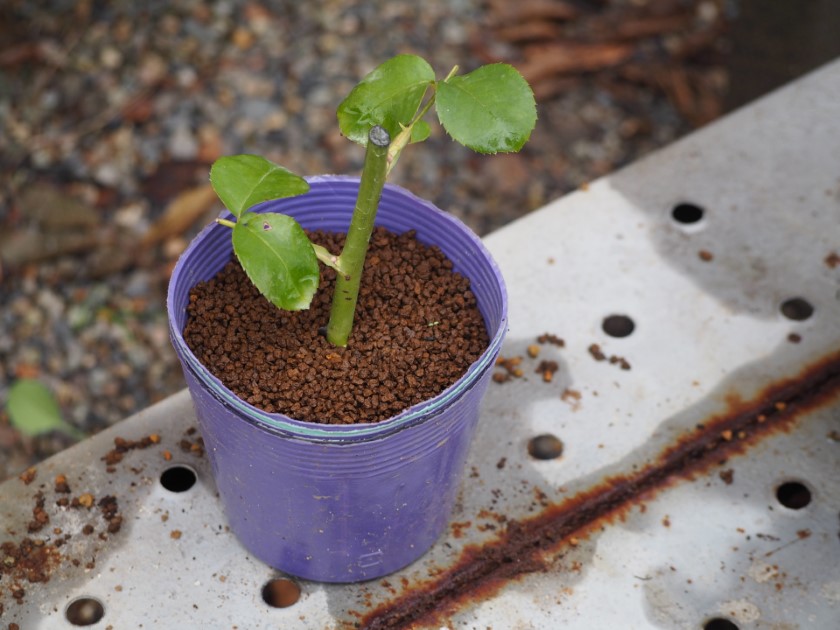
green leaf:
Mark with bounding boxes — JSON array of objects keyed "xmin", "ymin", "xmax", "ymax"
[
  {"xmin": 233, "ymin": 212, "xmax": 320, "ymax": 311},
  {"xmin": 410, "ymin": 120, "xmax": 431, "ymax": 144},
  {"xmin": 436, "ymin": 64, "xmax": 537, "ymax": 154},
  {"xmin": 338, "ymin": 54, "xmax": 435, "ymax": 145},
  {"xmin": 210, "ymin": 155, "xmax": 309, "ymax": 218},
  {"xmin": 6, "ymin": 379, "xmax": 84, "ymax": 439}
]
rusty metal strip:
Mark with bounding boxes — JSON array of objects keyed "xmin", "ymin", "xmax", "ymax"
[{"xmin": 359, "ymin": 349, "xmax": 840, "ymax": 628}]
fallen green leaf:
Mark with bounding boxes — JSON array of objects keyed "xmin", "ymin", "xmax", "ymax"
[{"xmin": 6, "ymin": 379, "xmax": 85, "ymax": 440}]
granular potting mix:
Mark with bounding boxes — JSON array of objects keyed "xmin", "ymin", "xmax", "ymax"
[{"xmin": 183, "ymin": 227, "xmax": 489, "ymax": 424}]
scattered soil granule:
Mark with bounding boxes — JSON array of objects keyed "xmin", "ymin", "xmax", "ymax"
[{"xmin": 183, "ymin": 227, "xmax": 489, "ymax": 424}]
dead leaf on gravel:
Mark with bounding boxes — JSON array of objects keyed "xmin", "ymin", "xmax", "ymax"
[
  {"xmin": 590, "ymin": 13, "xmax": 693, "ymax": 41},
  {"xmin": 19, "ymin": 185, "xmax": 99, "ymax": 231},
  {"xmin": 140, "ymin": 183, "xmax": 218, "ymax": 247},
  {"xmin": 488, "ymin": 0, "xmax": 579, "ymax": 25},
  {"xmin": 121, "ymin": 95, "xmax": 155, "ymax": 123},
  {"xmin": 495, "ymin": 21, "xmax": 562, "ymax": 44},
  {"xmin": 484, "ymin": 0, "xmax": 730, "ymax": 128},
  {"xmin": 0, "ymin": 229, "xmax": 101, "ymax": 266},
  {"xmin": 519, "ymin": 41, "xmax": 635, "ymax": 83},
  {"xmin": 0, "ymin": 40, "xmax": 66, "ymax": 68},
  {"xmin": 141, "ymin": 160, "xmax": 209, "ymax": 205}
]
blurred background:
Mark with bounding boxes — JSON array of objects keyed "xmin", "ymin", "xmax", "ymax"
[{"xmin": 1, "ymin": 0, "xmax": 839, "ymax": 480}]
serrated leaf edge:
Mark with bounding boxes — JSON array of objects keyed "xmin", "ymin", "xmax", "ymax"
[{"xmin": 436, "ymin": 64, "xmax": 536, "ymax": 154}]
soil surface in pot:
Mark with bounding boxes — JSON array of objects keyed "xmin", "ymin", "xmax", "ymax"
[{"xmin": 183, "ymin": 227, "xmax": 490, "ymax": 424}]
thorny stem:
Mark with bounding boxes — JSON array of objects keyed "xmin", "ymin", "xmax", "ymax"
[
  {"xmin": 386, "ymin": 65, "xmax": 459, "ymax": 175},
  {"xmin": 326, "ymin": 125, "xmax": 391, "ymax": 347}
]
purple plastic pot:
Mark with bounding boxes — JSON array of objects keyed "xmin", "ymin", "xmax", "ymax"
[{"xmin": 167, "ymin": 176, "xmax": 507, "ymax": 582}]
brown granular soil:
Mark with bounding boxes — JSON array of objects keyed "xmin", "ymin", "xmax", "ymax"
[
  {"xmin": 100, "ymin": 434, "xmax": 161, "ymax": 471},
  {"xmin": 1, "ymin": 536, "xmax": 60, "ymax": 600},
  {"xmin": 183, "ymin": 227, "xmax": 490, "ymax": 424}
]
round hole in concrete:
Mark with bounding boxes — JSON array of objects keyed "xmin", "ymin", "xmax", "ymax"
[
  {"xmin": 66, "ymin": 597, "xmax": 105, "ymax": 626},
  {"xmin": 780, "ymin": 297, "xmax": 814, "ymax": 321},
  {"xmin": 703, "ymin": 618, "xmax": 739, "ymax": 630},
  {"xmin": 671, "ymin": 203, "xmax": 704, "ymax": 224},
  {"xmin": 528, "ymin": 434, "xmax": 564, "ymax": 460},
  {"xmin": 160, "ymin": 465, "xmax": 197, "ymax": 493},
  {"xmin": 262, "ymin": 577, "xmax": 301, "ymax": 608},
  {"xmin": 602, "ymin": 314, "xmax": 635, "ymax": 338},
  {"xmin": 776, "ymin": 480, "xmax": 812, "ymax": 510}
]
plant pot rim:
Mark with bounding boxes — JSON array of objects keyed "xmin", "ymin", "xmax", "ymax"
[{"xmin": 167, "ymin": 175, "xmax": 508, "ymax": 442}]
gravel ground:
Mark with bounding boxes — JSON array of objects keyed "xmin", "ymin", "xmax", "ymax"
[{"xmin": 0, "ymin": 0, "xmax": 702, "ymax": 480}]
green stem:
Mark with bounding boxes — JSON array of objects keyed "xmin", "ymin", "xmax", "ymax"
[
  {"xmin": 326, "ymin": 126, "xmax": 391, "ymax": 347},
  {"xmin": 386, "ymin": 65, "xmax": 459, "ymax": 175},
  {"xmin": 216, "ymin": 218, "xmax": 237, "ymax": 229},
  {"xmin": 387, "ymin": 95, "xmax": 434, "ymax": 174}
]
